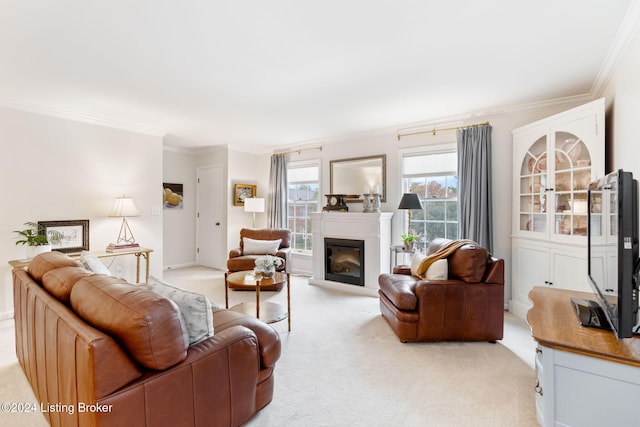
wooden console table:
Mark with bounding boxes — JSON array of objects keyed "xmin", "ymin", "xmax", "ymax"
[
  {"xmin": 527, "ymin": 286, "xmax": 640, "ymax": 426},
  {"xmin": 8, "ymin": 248, "xmax": 153, "ymax": 283}
]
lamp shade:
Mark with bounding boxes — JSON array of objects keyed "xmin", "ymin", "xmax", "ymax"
[
  {"xmin": 108, "ymin": 196, "xmax": 140, "ymax": 217},
  {"xmin": 398, "ymin": 193, "xmax": 423, "ymax": 210},
  {"xmin": 244, "ymin": 198, "xmax": 265, "ymax": 213}
]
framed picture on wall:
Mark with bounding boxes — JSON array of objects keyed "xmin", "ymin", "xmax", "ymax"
[
  {"xmin": 38, "ymin": 219, "xmax": 90, "ymax": 253},
  {"xmin": 163, "ymin": 182, "xmax": 184, "ymax": 209},
  {"xmin": 234, "ymin": 184, "xmax": 256, "ymax": 206}
]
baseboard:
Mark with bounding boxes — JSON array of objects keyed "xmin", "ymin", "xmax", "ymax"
[
  {"xmin": 0, "ymin": 310, "xmax": 14, "ymax": 321},
  {"xmin": 509, "ymin": 299, "xmax": 531, "ymax": 320},
  {"xmin": 164, "ymin": 262, "xmax": 196, "ymax": 270},
  {"xmin": 291, "ymin": 268, "xmax": 312, "ymax": 276},
  {"xmin": 309, "ymin": 278, "xmax": 378, "ymax": 297}
]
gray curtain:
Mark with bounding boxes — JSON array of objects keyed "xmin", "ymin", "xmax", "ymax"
[
  {"xmin": 457, "ymin": 125, "xmax": 493, "ymax": 252},
  {"xmin": 267, "ymin": 153, "xmax": 288, "ymax": 228}
]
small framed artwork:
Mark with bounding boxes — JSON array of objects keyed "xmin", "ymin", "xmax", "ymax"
[
  {"xmin": 163, "ymin": 182, "xmax": 184, "ymax": 209},
  {"xmin": 234, "ymin": 184, "xmax": 257, "ymax": 206},
  {"xmin": 38, "ymin": 220, "xmax": 90, "ymax": 254}
]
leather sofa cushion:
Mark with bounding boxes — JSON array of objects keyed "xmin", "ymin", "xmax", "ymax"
[
  {"xmin": 28, "ymin": 251, "xmax": 80, "ymax": 281},
  {"xmin": 71, "ymin": 275, "xmax": 188, "ymax": 370},
  {"xmin": 42, "ymin": 266, "xmax": 94, "ymax": 303},
  {"xmin": 449, "ymin": 243, "xmax": 488, "ymax": 283},
  {"xmin": 213, "ymin": 308, "xmax": 282, "ymax": 368},
  {"xmin": 378, "ymin": 274, "xmax": 417, "ymax": 311}
]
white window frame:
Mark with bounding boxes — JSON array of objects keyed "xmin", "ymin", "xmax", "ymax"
[
  {"xmin": 287, "ymin": 159, "xmax": 321, "ymax": 254},
  {"xmin": 401, "ymin": 144, "xmax": 458, "ymax": 242}
]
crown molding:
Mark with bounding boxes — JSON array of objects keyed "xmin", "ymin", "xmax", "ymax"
[
  {"xmin": 591, "ymin": 0, "xmax": 640, "ymax": 97},
  {"xmin": 282, "ymin": 93, "xmax": 594, "ymax": 152},
  {"xmin": 0, "ymin": 96, "xmax": 167, "ymax": 137}
]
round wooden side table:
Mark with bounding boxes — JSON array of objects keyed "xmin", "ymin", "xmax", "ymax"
[{"xmin": 224, "ymin": 270, "xmax": 291, "ymax": 331}]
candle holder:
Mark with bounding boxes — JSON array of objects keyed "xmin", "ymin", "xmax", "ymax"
[
  {"xmin": 371, "ymin": 193, "xmax": 381, "ymax": 213},
  {"xmin": 362, "ymin": 194, "xmax": 373, "ymax": 213},
  {"xmin": 362, "ymin": 194, "xmax": 381, "ymax": 213}
]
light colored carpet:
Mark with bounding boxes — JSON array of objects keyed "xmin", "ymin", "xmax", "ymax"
[
  {"xmin": 0, "ymin": 266, "xmax": 538, "ymax": 426},
  {"xmin": 165, "ymin": 267, "xmax": 538, "ymax": 427}
]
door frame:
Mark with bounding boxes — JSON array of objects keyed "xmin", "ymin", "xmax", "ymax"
[{"xmin": 196, "ymin": 164, "xmax": 226, "ymax": 269}]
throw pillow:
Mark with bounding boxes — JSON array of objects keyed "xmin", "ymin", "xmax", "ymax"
[
  {"xmin": 410, "ymin": 252, "xmax": 426, "ymax": 277},
  {"xmin": 165, "ymin": 298, "xmax": 190, "ymax": 349},
  {"xmin": 243, "ymin": 237, "xmax": 282, "ymax": 255},
  {"xmin": 80, "ymin": 252, "xmax": 111, "ymax": 275},
  {"xmin": 147, "ymin": 276, "xmax": 214, "ymax": 345},
  {"xmin": 424, "ymin": 259, "xmax": 448, "ymax": 280}
]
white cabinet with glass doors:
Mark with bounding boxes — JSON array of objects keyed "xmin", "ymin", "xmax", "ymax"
[{"xmin": 511, "ymin": 98, "xmax": 605, "ymax": 318}]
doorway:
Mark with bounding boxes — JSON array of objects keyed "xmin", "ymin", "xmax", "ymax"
[{"xmin": 196, "ymin": 165, "xmax": 225, "ymax": 269}]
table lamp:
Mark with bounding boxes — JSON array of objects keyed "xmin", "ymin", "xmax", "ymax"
[
  {"xmin": 108, "ymin": 195, "xmax": 140, "ymax": 246},
  {"xmin": 398, "ymin": 193, "xmax": 423, "ymax": 236},
  {"xmin": 244, "ymin": 198, "xmax": 265, "ymax": 228}
]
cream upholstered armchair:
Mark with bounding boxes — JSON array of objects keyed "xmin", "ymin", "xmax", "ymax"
[{"xmin": 227, "ymin": 228, "xmax": 292, "ymax": 275}]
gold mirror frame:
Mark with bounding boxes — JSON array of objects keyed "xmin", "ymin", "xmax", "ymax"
[{"xmin": 330, "ymin": 154, "xmax": 386, "ymax": 203}]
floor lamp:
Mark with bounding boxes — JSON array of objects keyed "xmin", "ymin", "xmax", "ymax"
[
  {"xmin": 398, "ymin": 193, "xmax": 423, "ymax": 236},
  {"xmin": 244, "ymin": 198, "xmax": 265, "ymax": 228}
]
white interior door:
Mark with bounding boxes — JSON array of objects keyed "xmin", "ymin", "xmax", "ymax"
[{"xmin": 197, "ymin": 165, "xmax": 225, "ymax": 269}]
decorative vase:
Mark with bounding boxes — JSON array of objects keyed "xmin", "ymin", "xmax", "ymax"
[
  {"xmin": 262, "ymin": 268, "xmax": 275, "ymax": 278},
  {"xmin": 27, "ymin": 244, "xmax": 52, "ymax": 259}
]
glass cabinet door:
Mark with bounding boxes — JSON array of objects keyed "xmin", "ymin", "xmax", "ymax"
[
  {"xmin": 519, "ymin": 135, "xmax": 548, "ymax": 235},
  {"xmin": 513, "ymin": 98, "xmax": 604, "ymax": 242},
  {"xmin": 553, "ymin": 131, "xmax": 591, "ymax": 237},
  {"xmin": 517, "ymin": 130, "xmax": 595, "ymax": 239}
]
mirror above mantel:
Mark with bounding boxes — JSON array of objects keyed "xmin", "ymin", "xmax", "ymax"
[{"xmin": 330, "ymin": 154, "xmax": 386, "ymax": 202}]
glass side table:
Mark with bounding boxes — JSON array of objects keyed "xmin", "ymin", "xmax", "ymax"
[{"xmin": 389, "ymin": 245, "xmax": 415, "ymax": 270}]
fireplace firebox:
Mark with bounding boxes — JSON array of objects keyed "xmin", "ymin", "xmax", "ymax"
[{"xmin": 324, "ymin": 238, "xmax": 365, "ymax": 286}]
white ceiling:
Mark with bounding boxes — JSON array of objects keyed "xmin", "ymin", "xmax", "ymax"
[{"xmin": 0, "ymin": 1, "xmax": 637, "ymax": 152}]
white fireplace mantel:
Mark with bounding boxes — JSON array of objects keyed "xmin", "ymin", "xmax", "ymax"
[{"xmin": 309, "ymin": 212, "xmax": 393, "ymax": 296}]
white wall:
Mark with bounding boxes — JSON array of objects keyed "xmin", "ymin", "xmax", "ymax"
[
  {"xmin": 288, "ymin": 103, "xmax": 584, "ymax": 294},
  {"xmin": 1, "ymin": 107, "xmax": 163, "ymax": 318},
  {"xmin": 602, "ymin": 28, "xmax": 640, "ymax": 178},
  {"xmin": 163, "ymin": 147, "xmax": 197, "ymax": 268},
  {"xmin": 227, "ymin": 149, "xmax": 270, "ymax": 250},
  {"xmin": 188, "ymin": 147, "xmax": 269, "ymax": 267}
]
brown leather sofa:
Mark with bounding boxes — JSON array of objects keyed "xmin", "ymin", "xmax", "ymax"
[
  {"xmin": 227, "ymin": 228, "xmax": 292, "ymax": 274},
  {"xmin": 378, "ymin": 238, "xmax": 504, "ymax": 342},
  {"xmin": 13, "ymin": 251, "xmax": 281, "ymax": 427}
]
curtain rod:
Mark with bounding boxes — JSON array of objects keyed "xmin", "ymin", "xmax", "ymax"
[
  {"xmin": 397, "ymin": 121, "xmax": 490, "ymax": 140},
  {"xmin": 272, "ymin": 145, "xmax": 323, "ymax": 156}
]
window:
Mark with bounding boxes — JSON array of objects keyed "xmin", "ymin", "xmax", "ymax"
[
  {"xmin": 402, "ymin": 149, "xmax": 458, "ymax": 242},
  {"xmin": 287, "ymin": 161, "xmax": 320, "ymax": 253}
]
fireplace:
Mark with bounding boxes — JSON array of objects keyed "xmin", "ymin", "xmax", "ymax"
[
  {"xmin": 325, "ymin": 238, "xmax": 365, "ymax": 286},
  {"xmin": 309, "ymin": 212, "xmax": 393, "ymax": 296}
]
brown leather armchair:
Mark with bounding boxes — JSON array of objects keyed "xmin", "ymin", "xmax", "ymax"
[
  {"xmin": 227, "ymin": 228, "xmax": 292, "ymax": 274},
  {"xmin": 378, "ymin": 238, "xmax": 504, "ymax": 342}
]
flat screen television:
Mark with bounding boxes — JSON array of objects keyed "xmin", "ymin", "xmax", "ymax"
[{"xmin": 581, "ymin": 169, "xmax": 640, "ymax": 339}]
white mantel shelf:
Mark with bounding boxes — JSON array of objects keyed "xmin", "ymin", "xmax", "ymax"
[{"xmin": 309, "ymin": 212, "xmax": 393, "ymax": 297}]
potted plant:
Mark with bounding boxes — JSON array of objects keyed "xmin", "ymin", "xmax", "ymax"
[
  {"xmin": 401, "ymin": 232, "xmax": 419, "ymax": 251},
  {"xmin": 14, "ymin": 222, "xmax": 64, "ymax": 258}
]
